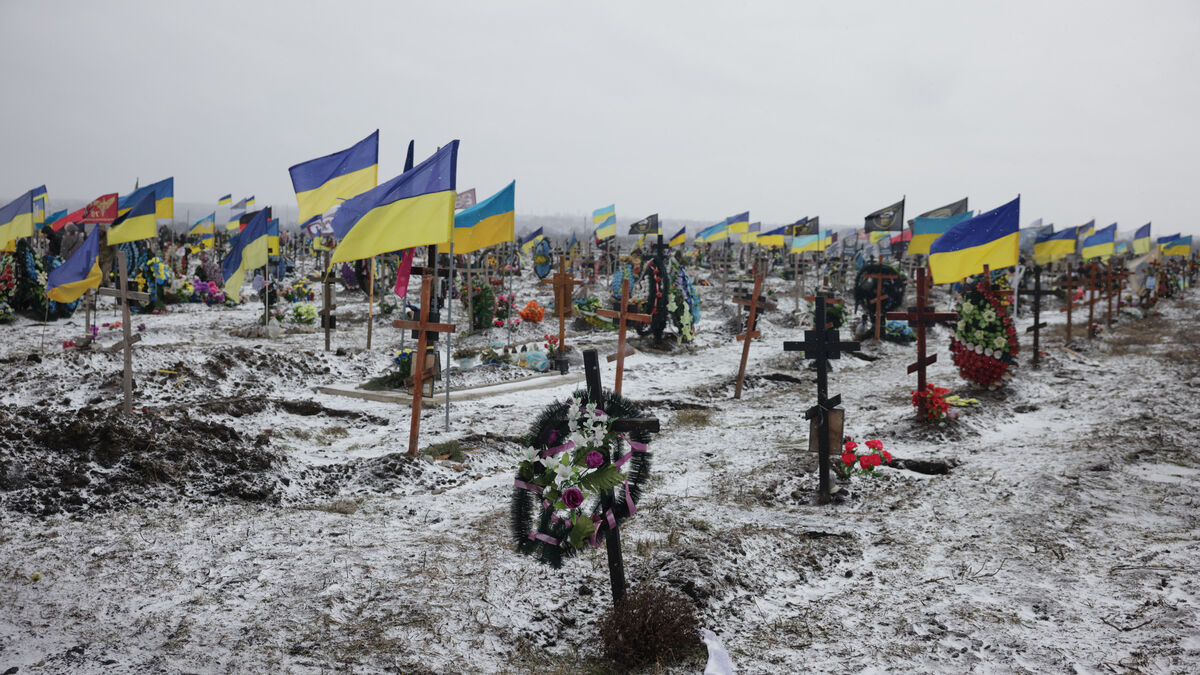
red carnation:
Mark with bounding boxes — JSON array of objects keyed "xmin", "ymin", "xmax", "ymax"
[
  {"xmin": 882, "ymin": 451, "xmax": 892, "ymax": 463},
  {"xmin": 865, "ymin": 439, "xmax": 883, "ymax": 451},
  {"xmin": 841, "ymin": 451, "xmax": 857, "ymax": 466},
  {"xmin": 844, "ymin": 440, "xmax": 858, "ymax": 452}
]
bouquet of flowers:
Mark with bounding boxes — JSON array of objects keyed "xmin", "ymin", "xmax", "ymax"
[
  {"xmin": 911, "ymin": 383, "xmax": 951, "ymax": 425},
  {"xmin": 837, "ymin": 438, "xmax": 892, "ymax": 478},
  {"xmin": 519, "ymin": 300, "xmax": 545, "ymax": 323},
  {"xmin": 950, "ymin": 273, "xmax": 1019, "ymax": 389},
  {"xmin": 291, "ymin": 303, "xmax": 317, "ymax": 325},
  {"xmin": 494, "ymin": 293, "xmax": 516, "ymax": 320}
]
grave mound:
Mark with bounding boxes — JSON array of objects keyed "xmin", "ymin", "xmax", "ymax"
[{"xmin": 0, "ymin": 405, "xmax": 281, "ymax": 516}]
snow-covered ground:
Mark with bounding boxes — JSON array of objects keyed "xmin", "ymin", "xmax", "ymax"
[{"xmin": 1, "ymin": 264, "xmax": 1198, "ymax": 673}]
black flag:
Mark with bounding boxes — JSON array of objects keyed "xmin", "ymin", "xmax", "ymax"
[
  {"xmin": 628, "ymin": 214, "xmax": 659, "ymax": 235},
  {"xmin": 917, "ymin": 197, "xmax": 968, "ymax": 219},
  {"xmin": 788, "ymin": 217, "xmax": 817, "ymax": 236},
  {"xmin": 864, "ymin": 198, "xmax": 905, "ymax": 232}
]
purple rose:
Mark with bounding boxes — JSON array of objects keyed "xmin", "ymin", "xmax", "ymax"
[
  {"xmin": 585, "ymin": 451, "xmax": 604, "ymax": 469},
  {"xmin": 562, "ymin": 487, "xmax": 584, "ymax": 509}
]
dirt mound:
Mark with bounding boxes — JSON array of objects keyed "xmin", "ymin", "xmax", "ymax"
[{"xmin": 0, "ymin": 405, "xmax": 284, "ymax": 516}]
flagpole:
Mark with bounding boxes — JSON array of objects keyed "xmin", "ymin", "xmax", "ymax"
[{"xmin": 367, "ymin": 256, "xmax": 375, "ymax": 349}]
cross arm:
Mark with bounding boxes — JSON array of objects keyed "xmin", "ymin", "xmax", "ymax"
[
  {"xmin": 393, "ymin": 319, "xmax": 456, "ymax": 333},
  {"xmin": 612, "ymin": 416, "xmax": 660, "ymax": 433}
]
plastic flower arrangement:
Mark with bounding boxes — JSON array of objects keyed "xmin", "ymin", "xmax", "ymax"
[
  {"xmin": 911, "ymin": 383, "xmax": 951, "ymax": 425},
  {"xmin": 950, "ymin": 273, "xmax": 1019, "ymax": 389},
  {"xmin": 291, "ymin": 303, "xmax": 318, "ymax": 325},
  {"xmin": 544, "ymin": 333, "xmax": 560, "ymax": 357},
  {"xmin": 494, "ymin": 293, "xmax": 516, "ymax": 320},
  {"xmin": 0, "ymin": 300, "xmax": 14, "ymax": 324},
  {"xmin": 837, "ymin": 438, "xmax": 892, "ymax": 478},
  {"xmin": 519, "ymin": 300, "xmax": 545, "ymax": 323},
  {"xmin": 392, "ymin": 348, "xmax": 416, "ymax": 380}
]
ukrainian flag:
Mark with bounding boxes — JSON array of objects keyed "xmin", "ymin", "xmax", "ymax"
[
  {"xmin": 792, "ymin": 233, "xmax": 819, "ymax": 253},
  {"xmin": 929, "ymin": 196, "xmax": 1020, "ymax": 285},
  {"xmin": 328, "ymin": 142, "xmax": 457, "ymax": 265},
  {"xmin": 226, "ymin": 211, "xmax": 244, "ymax": 231},
  {"xmin": 118, "ymin": 177, "xmax": 173, "ymax": 220},
  {"xmin": 593, "ymin": 204, "xmax": 617, "ymax": 241},
  {"xmin": 268, "ymin": 218, "xmax": 280, "ymax": 255},
  {"xmin": 289, "ymin": 131, "xmax": 379, "ymax": 223},
  {"xmin": 0, "ymin": 189, "xmax": 35, "ymax": 248},
  {"xmin": 697, "ymin": 222, "xmax": 728, "ymax": 243},
  {"xmin": 46, "ymin": 225, "xmax": 102, "ymax": 303},
  {"xmin": 869, "ymin": 231, "xmax": 890, "ymax": 243},
  {"xmin": 668, "ymin": 226, "xmax": 686, "ymax": 248},
  {"xmin": 453, "ymin": 181, "xmax": 515, "ymax": 254},
  {"xmin": 218, "ymin": 194, "xmax": 232, "ymax": 205},
  {"xmin": 43, "ymin": 209, "xmax": 68, "ymax": 232},
  {"xmin": 222, "ymin": 208, "xmax": 270, "ymax": 302},
  {"xmin": 1157, "ymin": 233, "xmax": 1180, "ymax": 251},
  {"xmin": 908, "ymin": 211, "xmax": 974, "ymax": 257},
  {"xmin": 757, "ymin": 225, "xmax": 787, "ymax": 248},
  {"xmin": 1163, "ymin": 235, "xmax": 1191, "ymax": 257},
  {"xmin": 521, "ymin": 226, "xmax": 544, "ymax": 253},
  {"xmin": 31, "ymin": 185, "xmax": 47, "ymax": 226},
  {"xmin": 820, "ymin": 230, "xmax": 833, "ymax": 249},
  {"xmin": 741, "ymin": 222, "xmax": 760, "ymax": 244},
  {"xmin": 189, "ymin": 213, "xmax": 215, "ymax": 236},
  {"xmin": 245, "ymin": 197, "xmax": 255, "ymax": 209},
  {"xmin": 1133, "ymin": 223, "xmax": 1151, "ymax": 255},
  {"xmin": 1034, "ymin": 227, "xmax": 1076, "ymax": 265},
  {"xmin": 1075, "ymin": 220, "xmax": 1095, "ymax": 241},
  {"xmin": 1081, "ymin": 223, "xmax": 1116, "ymax": 261},
  {"xmin": 726, "ymin": 211, "xmax": 750, "ymax": 234},
  {"xmin": 108, "ymin": 191, "xmax": 158, "ymax": 244}
]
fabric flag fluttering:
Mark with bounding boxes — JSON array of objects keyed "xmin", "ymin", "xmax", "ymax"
[
  {"xmin": 757, "ymin": 225, "xmax": 787, "ymax": 248},
  {"xmin": 726, "ymin": 211, "xmax": 750, "ymax": 234},
  {"xmin": 789, "ymin": 217, "xmax": 817, "ymax": 236},
  {"xmin": 520, "ymin": 226, "xmax": 545, "ymax": 253},
  {"xmin": 218, "ymin": 194, "xmax": 232, "ymax": 205},
  {"xmin": 593, "ymin": 204, "xmax": 616, "ymax": 241},
  {"xmin": 288, "ymin": 130, "xmax": 380, "ymax": 223},
  {"xmin": 1163, "ymin": 235, "xmax": 1191, "ymax": 257},
  {"xmin": 46, "ymin": 225, "xmax": 102, "ymax": 303},
  {"xmin": 1034, "ymin": 227, "xmax": 1076, "ymax": 265},
  {"xmin": 81, "ymin": 193, "xmax": 119, "ymax": 224},
  {"xmin": 908, "ymin": 211, "xmax": 974, "ymax": 257},
  {"xmin": 107, "ymin": 191, "xmax": 158, "ymax": 244},
  {"xmin": 865, "ymin": 198, "xmax": 905, "ymax": 232},
  {"xmin": 741, "ymin": 222, "xmax": 760, "ymax": 245},
  {"xmin": 0, "ymin": 189, "xmax": 36, "ymax": 248},
  {"xmin": 189, "ymin": 213, "xmax": 216, "ymax": 236},
  {"xmin": 453, "ymin": 181, "xmax": 515, "ymax": 254},
  {"xmin": 454, "ymin": 188, "xmax": 477, "ymax": 210},
  {"xmin": 1133, "ymin": 223, "xmax": 1152, "ymax": 255},
  {"xmin": 928, "ymin": 196, "xmax": 1020, "ymax": 285},
  {"xmin": 329, "ymin": 141, "xmax": 459, "ymax": 265},
  {"xmin": 668, "ymin": 226, "xmax": 686, "ymax": 248},
  {"xmin": 118, "ymin": 177, "xmax": 173, "ymax": 220},
  {"xmin": 31, "ymin": 186, "xmax": 48, "ymax": 226},
  {"xmin": 268, "ymin": 218, "xmax": 280, "ymax": 255},
  {"xmin": 1081, "ymin": 223, "xmax": 1117, "ymax": 261},
  {"xmin": 222, "ymin": 208, "xmax": 270, "ymax": 301},
  {"xmin": 697, "ymin": 221, "xmax": 728, "ymax": 243}
]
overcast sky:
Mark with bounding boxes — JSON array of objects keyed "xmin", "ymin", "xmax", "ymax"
[{"xmin": 2, "ymin": 1, "xmax": 1198, "ymax": 237}]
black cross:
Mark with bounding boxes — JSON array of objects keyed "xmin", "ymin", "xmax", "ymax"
[
  {"xmin": 582, "ymin": 348, "xmax": 659, "ymax": 604},
  {"xmin": 782, "ymin": 295, "xmax": 859, "ymax": 504},
  {"xmin": 1023, "ymin": 265, "xmax": 1052, "ymax": 367}
]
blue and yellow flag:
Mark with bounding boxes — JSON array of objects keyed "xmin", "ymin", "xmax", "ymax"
[
  {"xmin": 245, "ymin": 196, "xmax": 255, "ymax": 209},
  {"xmin": 792, "ymin": 233, "xmax": 819, "ymax": 253},
  {"xmin": 1081, "ymin": 223, "xmax": 1116, "ymax": 261},
  {"xmin": 222, "ymin": 208, "xmax": 270, "ymax": 301},
  {"xmin": 0, "ymin": 189, "xmax": 35, "ymax": 247},
  {"xmin": 741, "ymin": 222, "xmax": 760, "ymax": 244},
  {"xmin": 268, "ymin": 218, "xmax": 280, "ymax": 255},
  {"xmin": 1163, "ymin": 235, "xmax": 1191, "ymax": 257},
  {"xmin": 1034, "ymin": 227, "xmax": 1076, "ymax": 265},
  {"xmin": 697, "ymin": 222, "xmax": 728, "ymax": 243},
  {"xmin": 218, "ymin": 194, "xmax": 232, "ymax": 205},
  {"xmin": 118, "ymin": 177, "xmax": 173, "ymax": 220},
  {"xmin": 568, "ymin": 231, "xmax": 579, "ymax": 254},
  {"xmin": 668, "ymin": 226, "xmax": 686, "ymax": 248},
  {"xmin": 908, "ymin": 211, "xmax": 974, "ymax": 257},
  {"xmin": 46, "ymin": 225, "xmax": 102, "ymax": 302},
  {"xmin": 1157, "ymin": 233, "xmax": 1180, "ymax": 250},
  {"xmin": 31, "ymin": 185, "xmax": 48, "ymax": 226},
  {"xmin": 1074, "ymin": 220, "xmax": 1095, "ymax": 241},
  {"xmin": 453, "ymin": 181, "xmax": 515, "ymax": 254},
  {"xmin": 108, "ymin": 191, "xmax": 158, "ymax": 244},
  {"xmin": 43, "ymin": 209, "xmax": 68, "ymax": 232},
  {"xmin": 329, "ymin": 142, "xmax": 458, "ymax": 265},
  {"xmin": 593, "ymin": 204, "xmax": 616, "ymax": 241},
  {"xmin": 289, "ymin": 131, "xmax": 379, "ymax": 222},
  {"xmin": 929, "ymin": 196, "xmax": 1020, "ymax": 285},
  {"xmin": 726, "ymin": 211, "xmax": 750, "ymax": 234},
  {"xmin": 189, "ymin": 213, "xmax": 215, "ymax": 236},
  {"xmin": 521, "ymin": 226, "xmax": 544, "ymax": 253},
  {"xmin": 1133, "ymin": 223, "xmax": 1151, "ymax": 255},
  {"xmin": 757, "ymin": 225, "xmax": 787, "ymax": 248}
]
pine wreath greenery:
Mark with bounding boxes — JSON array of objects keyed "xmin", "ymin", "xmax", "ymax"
[{"xmin": 510, "ymin": 388, "xmax": 652, "ymax": 568}]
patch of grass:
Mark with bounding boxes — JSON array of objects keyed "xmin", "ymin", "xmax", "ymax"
[
  {"xmin": 305, "ymin": 498, "xmax": 359, "ymax": 515},
  {"xmin": 675, "ymin": 409, "xmax": 712, "ymax": 427},
  {"xmin": 319, "ymin": 425, "xmax": 350, "ymax": 443},
  {"xmin": 423, "ymin": 439, "xmax": 468, "ymax": 462}
]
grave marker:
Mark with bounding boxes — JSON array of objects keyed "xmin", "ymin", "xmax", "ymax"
[
  {"xmin": 783, "ymin": 296, "xmax": 859, "ymax": 504},
  {"xmin": 1055, "ymin": 265, "xmax": 1081, "ymax": 342},
  {"xmin": 98, "ymin": 250, "xmax": 152, "ymax": 414},
  {"xmin": 733, "ymin": 266, "xmax": 777, "ymax": 399},
  {"xmin": 886, "ymin": 266, "xmax": 957, "ymax": 417},
  {"xmin": 540, "ymin": 255, "xmax": 583, "ymax": 373},
  {"xmin": 596, "ymin": 277, "xmax": 651, "ymax": 395},
  {"xmin": 392, "ymin": 273, "xmax": 456, "ymax": 456},
  {"xmin": 862, "ymin": 267, "xmax": 899, "ymax": 341},
  {"xmin": 1023, "ymin": 265, "xmax": 1052, "ymax": 367}
]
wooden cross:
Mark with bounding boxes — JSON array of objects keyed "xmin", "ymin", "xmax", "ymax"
[
  {"xmin": 733, "ymin": 266, "xmax": 778, "ymax": 399},
  {"xmin": 1023, "ymin": 265, "xmax": 1053, "ymax": 367},
  {"xmin": 783, "ymin": 296, "xmax": 859, "ymax": 504},
  {"xmin": 596, "ymin": 277, "xmax": 651, "ymax": 395},
  {"xmin": 540, "ymin": 255, "xmax": 583, "ymax": 373},
  {"xmin": 1102, "ymin": 262, "xmax": 1129, "ymax": 328},
  {"xmin": 862, "ymin": 268, "xmax": 899, "ymax": 341},
  {"xmin": 581, "ymin": 348, "xmax": 660, "ymax": 604},
  {"xmin": 1055, "ymin": 265, "xmax": 1081, "ymax": 342},
  {"xmin": 803, "ymin": 292, "xmax": 845, "ymax": 329},
  {"xmin": 458, "ymin": 264, "xmax": 491, "ymax": 333},
  {"xmin": 792, "ymin": 255, "xmax": 806, "ymax": 312},
  {"xmin": 1083, "ymin": 263, "xmax": 1101, "ymax": 339},
  {"xmin": 886, "ymin": 267, "xmax": 957, "ymax": 418},
  {"xmin": 392, "ymin": 273, "xmax": 456, "ymax": 456},
  {"xmin": 97, "ymin": 250, "xmax": 151, "ymax": 414}
]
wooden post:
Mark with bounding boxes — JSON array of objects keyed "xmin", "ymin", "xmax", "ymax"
[
  {"xmin": 392, "ymin": 273, "xmax": 456, "ymax": 456},
  {"xmin": 540, "ymin": 255, "xmax": 582, "ymax": 374},
  {"xmin": 1056, "ymin": 266, "xmax": 1078, "ymax": 343},
  {"xmin": 783, "ymin": 296, "xmax": 858, "ymax": 504},
  {"xmin": 863, "ymin": 268, "xmax": 900, "ymax": 341},
  {"xmin": 1026, "ymin": 265, "xmax": 1050, "ymax": 367},
  {"xmin": 732, "ymin": 265, "xmax": 777, "ymax": 399},
  {"xmin": 596, "ymin": 278, "xmax": 651, "ymax": 395},
  {"xmin": 321, "ymin": 251, "xmax": 336, "ymax": 352},
  {"xmin": 96, "ymin": 250, "xmax": 152, "ymax": 414},
  {"xmin": 886, "ymin": 267, "xmax": 957, "ymax": 418}
]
